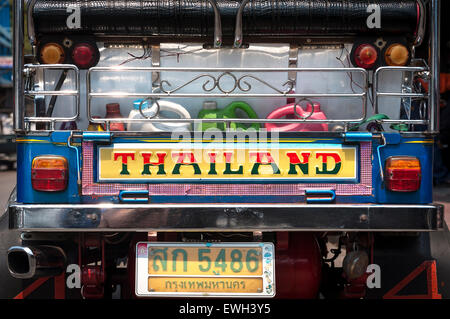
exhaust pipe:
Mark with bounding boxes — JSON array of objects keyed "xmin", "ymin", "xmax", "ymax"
[{"xmin": 7, "ymin": 246, "xmax": 67, "ymax": 279}]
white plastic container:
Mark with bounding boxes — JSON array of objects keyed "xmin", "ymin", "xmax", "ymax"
[{"xmin": 127, "ymin": 99, "xmax": 192, "ymax": 132}]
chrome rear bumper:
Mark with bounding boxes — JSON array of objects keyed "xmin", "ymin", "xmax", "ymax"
[{"xmin": 9, "ymin": 203, "xmax": 444, "ymax": 232}]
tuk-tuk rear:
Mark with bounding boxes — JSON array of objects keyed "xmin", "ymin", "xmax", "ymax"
[{"xmin": 6, "ymin": 0, "xmax": 444, "ymax": 299}]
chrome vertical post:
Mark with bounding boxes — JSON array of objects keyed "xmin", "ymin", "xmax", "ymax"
[
  {"xmin": 430, "ymin": 0, "xmax": 440, "ymax": 133},
  {"xmin": 13, "ymin": 0, "xmax": 25, "ymax": 131}
]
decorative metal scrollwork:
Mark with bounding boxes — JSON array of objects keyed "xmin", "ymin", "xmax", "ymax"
[
  {"xmin": 159, "ymin": 72, "xmax": 295, "ymax": 95},
  {"xmin": 237, "ymin": 75, "xmax": 294, "ymax": 94},
  {"xmin": 160, "ymin": 74, "xmax": 217, "ymax": 94},
  {"xmin": 216, "ymin": 72, "xmax": 238, "ymax": 94}
]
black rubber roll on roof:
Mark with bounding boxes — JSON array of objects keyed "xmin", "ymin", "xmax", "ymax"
[{"xmin": 32, "ymin": 0, "xmax": 421, "ymax": 38}]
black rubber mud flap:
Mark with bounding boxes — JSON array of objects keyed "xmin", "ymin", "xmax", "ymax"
[
  {"xmin": 430, "ymin": 222, "xmax": 450, "ymax": 299},
  {"xmin": 366, "ymin": 231, "xmax": 448, "ymax": 299}
]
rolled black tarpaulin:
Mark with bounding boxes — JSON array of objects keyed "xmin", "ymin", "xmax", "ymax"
[{"xmin": 32, "ymin": 0, "xmax": 420, "ymax": 39}]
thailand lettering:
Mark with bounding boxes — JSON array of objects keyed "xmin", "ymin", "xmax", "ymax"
[
  {"xmin": 98, "ymin": 146, "xmax": 357, "ymax": 181},
  {"xmin": 110, "ymin": 150, "xmax": 343, "ymax": 177}
]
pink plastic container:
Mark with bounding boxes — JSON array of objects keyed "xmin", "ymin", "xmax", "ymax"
[{"xmin": 265, "ymin": 102, "xmax": 328, "ymax": 132}]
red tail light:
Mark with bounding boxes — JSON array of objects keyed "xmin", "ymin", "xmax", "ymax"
[
  {"xmin": 354, "ymin": 44, "xmax": 378, "ymax": 69},
  {"xmin": 31, "ymin": 156, "xmax": 68, "ymax": 192},
  {"xmin": 385, "ymin": 156, "xmax": 421, "ymax": 192},
  {"xmin": 71, "ymin": 43, "xmax": 99, "ymax": 69}
]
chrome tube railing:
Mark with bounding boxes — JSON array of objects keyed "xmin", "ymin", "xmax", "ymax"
[
  {"xmin": 23, "ymin": 64, "xmax": 80, "ymax": 126},
  {"xmin": 86, "ymin": 66, "xmax": 369, "ymax": 127},
  {"xmin": 372, "ymin": 64, "xmax": 430, "ymax": 125},
  {"xmin": 17, "ymin": 63, "xmax": 434, "ymax": 132}
]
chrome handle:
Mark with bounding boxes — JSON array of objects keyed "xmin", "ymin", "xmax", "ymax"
[
  {"xmin": 207, "ymin": 0, "xmax": 222, "ymax": 48},
  {"xmin": 119, "ymin": 190, "xmax": 149, "ymax": 203},
  {"xmin": 305, "ymin": 189, "xmax": 336, "ymax": 204},
  {"xmin": 234, "ymin": 0, "xmax": 250, "ymax": 48}
]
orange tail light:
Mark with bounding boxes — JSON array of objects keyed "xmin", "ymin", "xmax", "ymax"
[
  {"xmin": 385, "ymin": 156, "xmax": 421, "ymax": 192},
  {"xmin": 40, "ymin": 43, "xmax": 66, "ymax": 64},
  {"xmin": 384, "ymin": 44, "xmax": 410, "ymax": 66},
  {"xmin": 31, "ymin": 156, "xmax": 68, "ymax": 192}
]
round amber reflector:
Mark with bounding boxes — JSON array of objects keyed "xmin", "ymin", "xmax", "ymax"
[
  {"xmin": 354, "ymin": 44, "xmax": 378, "ymax": 69},
  {"xmin": 40, "ymin": 43, "xmax": 65, "ymax": 64},
  {"xmin": 385, "ymin": 44, "xmax": 409, "ymax": 66}
]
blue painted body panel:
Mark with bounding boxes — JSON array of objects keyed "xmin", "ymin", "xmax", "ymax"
[
  {"xmin": 15, "ymin": 132, "xmax": 433, "ymax": 205},
  {"xmin": 16, "ymin": 132, "xmax": 81, "ymax": 204},
  {"xmin": 372, "ymin": 133, "xmax": 433, "ymax": 204}
]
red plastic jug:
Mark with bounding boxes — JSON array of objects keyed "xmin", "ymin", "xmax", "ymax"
[
  {"xmin": 105, "ymin": 103, "xmax": 125, "ymax": 131},
  {"xmin": 265, "ymin": 102, "xmax": 328, "ymax": 132}
]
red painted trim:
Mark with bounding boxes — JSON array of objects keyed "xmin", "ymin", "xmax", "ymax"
[
  {"xmin": 276, "ymin": 232, "xmax": 289, "ymax": 251},
  {"xmin": 54, "ymin": 274, "xmax": 66, "ymax": 299},
  {"xmin": 13, "ymin": 277, "xmax": 50, "ymax": 299},
  {"xmin": 427, "ymin": 260, "xmax": 441, "ymax": 299}
]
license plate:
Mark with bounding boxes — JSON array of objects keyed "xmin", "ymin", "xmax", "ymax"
[{"xmin": 135, "ymin": 242, "xmax": 275, "ymax": 297}]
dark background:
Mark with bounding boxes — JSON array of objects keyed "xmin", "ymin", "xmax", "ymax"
[{"xmin": 437, "ymin": 0, "xmax": 450, "ymax": 183}]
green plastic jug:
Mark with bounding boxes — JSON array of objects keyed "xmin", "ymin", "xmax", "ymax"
[{"xmin": 197, "ymin": 101, "xmax": 261, "ymax": 131}]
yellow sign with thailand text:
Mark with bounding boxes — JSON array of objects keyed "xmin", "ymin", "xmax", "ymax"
[{"xmin": 98, "ymin": 143, "xmax": 357, "ymax": 182}]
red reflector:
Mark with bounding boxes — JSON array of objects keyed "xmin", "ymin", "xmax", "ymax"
[
  {"xmin": 71, "ymin": 43, "xmax": 97, "ymax": 69},
  {"xmin": 354, "ymin": 44, "xmax": 378, "ymax": 69},
  {"xmin": 31, "ymin": 156, "xmax": 68, "ymax": 192},
  {"xmin": 385, "ymin": 157, "xmax": 421, "ymax": 192}
]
